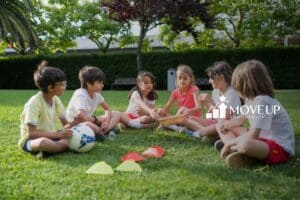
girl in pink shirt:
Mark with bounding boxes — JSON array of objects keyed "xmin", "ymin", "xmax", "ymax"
[{"xmin": 159, "ymin": 64, "xmax": 204, "ymax": 133}]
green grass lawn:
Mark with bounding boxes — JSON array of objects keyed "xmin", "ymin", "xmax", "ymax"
[{"xmin": 0, "ymin": 90, "xmax": 299, "ymax": 199}]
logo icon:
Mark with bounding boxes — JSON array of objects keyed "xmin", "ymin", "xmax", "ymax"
[{"xmin": 205, "ymin": 96, "xmax": 228, "ymax": 119}]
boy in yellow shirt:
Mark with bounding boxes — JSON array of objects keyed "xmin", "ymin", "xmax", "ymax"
[{"xmin": 19, "ymin": 61, "xmax": 72, "ymax": 158}]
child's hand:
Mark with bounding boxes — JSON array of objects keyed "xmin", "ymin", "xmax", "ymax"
[
  {"xmin": 105, "ymin": 110, "xmax": 112, "ymax": 119},
  {"xmin": 75, "ymin": 111, "xmax": 86, "ymax": 123},
  {"xmin": 199, "ymin": 93, "xmax": 212, "ymax": 105},
  {"xmin": 176, "ymin": 107, "xmax": 186, "ymax": 115},
  {"xmin": 73, "ymin": 115, "xmax": 84, "ymax": 125},
  {"xmin": 100, "ymin": 117, "xmax": 110, "ymax": 133},
  {"xmin": 94, "ymin": 116, "xmax": 105, "ymax": 126},
  {"xmin": 100, "ymin": 119, "xmax": 109, "ymax": 133},
  {"xmin": 157, "ymin": 108, "xmax": 166, "ymax": 116},
  {"xmin": 58, "ymin": 129, "xmax": 73, "ymax": 139},
  {"xmin": 219, "ymin": 120, "xmax": 230, "ymax": 134},
  {"xmin": 137, "ymin": 107, "xmax": 147, "ymax": 116},
  {"xmin": 182, "ymin": 108, "xmax": 193, "ymax": 118},
  {"xmin": 150, "ymin": 110, "xmax": 160, "ymax": 121}
]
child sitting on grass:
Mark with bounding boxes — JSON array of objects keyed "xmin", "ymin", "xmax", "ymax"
[
  {"xmin": 195, "ymin": 61, "xmax": 241, "ymax": 142},
  {"xmin": 65, "ymin": 66, "xmax": 122, "ymax": 141},
  {"xmin": 158, "ymin": 64, "xmax": 204, "ymax": 134},
  {"xmin": 120, "ymin": 71, "xmax": 160, "ymax": 128},
  {"xmin": 18, "ymin": 61, "xmax": 72, "ymax": 158},
  {"xmin": 217, "ymin": 60, "xmax": 295, "ymax": 168}
]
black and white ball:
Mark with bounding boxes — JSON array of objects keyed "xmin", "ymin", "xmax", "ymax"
[{"xmin": 68, "ymin": 125, "xmax": 95, "ymax": 153}]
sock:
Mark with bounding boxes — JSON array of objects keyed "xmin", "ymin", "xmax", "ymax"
[
  {"xmin": 192, "ymin": 131, "xmax": 202, "ymax": 138},
  {"xmin": 167, "ymin": 125, "xmax": 181, "ymax": 132},
  {"xmin": 128, "ymin": 119, "xmax": 143, "ymax": 128},
  {"xmin": 26, "ymin": 140, "xmax": 32, "ymax": 151}
]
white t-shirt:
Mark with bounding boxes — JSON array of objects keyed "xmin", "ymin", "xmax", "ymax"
[
  {"xmin": 212, "ymin": 87, "xmax": 241, "ymax": 115},
  {"xmin": 66, "ymin": 88, "xmax": 104, "ymax": 122},
  {"xmin": 245, "ymin": 95, "xmax": 295, "ymax": 156},
  {"xmin": 125, "ymin": 91, "xmax": 155, "ymax": 117}
]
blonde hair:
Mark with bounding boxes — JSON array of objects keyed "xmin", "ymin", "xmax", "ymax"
[
  {"xmin": 231, "ymin": 60, "xmax": 274, "ymax": 99},
  {"xmin": 176, "ymin": 64, "xmax": 195, "ymax": 86}
]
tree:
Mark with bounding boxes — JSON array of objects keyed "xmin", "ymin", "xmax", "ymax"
[
  {"xmin": 101, "ymin": 0, "xmax": 166, "ymax": 70},
  {"xmin": 159, "ymin": 0, "xmax": 299, "ymax": 49},
  {"xmin": 0, "ymin": 0, "xmax": 39, "ymax": 54},
  {"xmin": 162, "ymin": 0, "xmax": 214, "ymax": 44},
  {"xmin": 76, "ymin": 2, "xmax": 127, "ymax": 53},
  {"xmin": 211, "ymin": 0, "xmax": 298, "ymax": 48},
  {"xmin": 101, "ymin": 0, "xmax": 214, "ymax": 70},
  {"xmin": 31, "ymin": 0, "xmax": 78, "ymax": 54},
  {"xmin": 31, "ymin": 0, "xmax": 126, "ymax": 54}
]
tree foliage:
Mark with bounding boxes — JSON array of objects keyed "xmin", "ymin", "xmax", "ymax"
[
  {"xmin": 0, "ymin": 0, "xmax": 39, "ymax": 54},
  {"xmin": 31, "ymin": 0, "xmax": 126, "ymax": 54},
  {"xmin": 160, "ymin": 0, "xmax": 299, "ymax": 49},
  {"xmin": 211, "ymin": 0, "xmax": 298, "ymax": 48},
  {"xmin": 101, "ymin": 0, "xmax": 214, "ymax": 70}
]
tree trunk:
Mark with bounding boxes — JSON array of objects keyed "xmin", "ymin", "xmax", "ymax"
[
  {"xmin": 103, "ymin": 36, "xmax": 113, "ymax": 54},
  {"xmin": 137, "ymin": 22, "xmax": 147, "ymax": 71}
]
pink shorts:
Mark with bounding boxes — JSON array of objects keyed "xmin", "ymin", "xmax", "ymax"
[
  {"xmin": 258, "ymin": 138, "xmax": 289, "ymax": 165},
  {"xmin": 127, "ymin": 113, "xmax": 138, "ymax": 120}
]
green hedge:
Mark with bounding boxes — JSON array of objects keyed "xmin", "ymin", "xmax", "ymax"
[{"xmin": 0, "ymin": 47, "xmax": 299, "ymax": 89}]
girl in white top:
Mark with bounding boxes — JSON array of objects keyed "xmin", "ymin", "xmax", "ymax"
[
  {"xmin": 195, "ymin": 61, "xmax": 241, "ymax": 139},
  {"xmin": 121, "ymin": 71, "xmax": 159, "ymax": 128},
  {"xmin": 217, "ymin": 60, "xmax": 295, "ymax": 168}
]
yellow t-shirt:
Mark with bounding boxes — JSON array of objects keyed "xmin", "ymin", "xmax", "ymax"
[{"xmin": 18, "ymin": 92, "xmax": 65, "ymax": 148}]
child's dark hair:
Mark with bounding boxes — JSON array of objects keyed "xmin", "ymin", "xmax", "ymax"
[
  {"xmin": 33, "ymin": 60, "xmax": 66, "ymax": 93},
  {"xmin": 128, "ymin": 71, "xmax": 158, "ymax": 101},
  {"xmin": 79, "ymin": 66, "xmax": 105, "ymax": 89},
  {"xmin": 206, "ymin": 61, "xmax": 232, "ymax": 84}
]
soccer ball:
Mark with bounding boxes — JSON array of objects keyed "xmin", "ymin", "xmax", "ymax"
[{"xmin": 68, "ymin": 125, "xmax": 95, "ymax": 153}]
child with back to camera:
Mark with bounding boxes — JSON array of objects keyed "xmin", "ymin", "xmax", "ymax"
[
  {"xmin": 193, "ymin": 61, "xmax": 241, "ymax": 142},
  {"xmin": 158, "ymin": 64, "xmax": 204, "ymax": 134},
  {"xmin": 120, "ymin": 71, "xmax": 160, "ymax": 129},
  {"xmin": 18, "ymin": 61, "xmax": 72, "ymax": 158},
  {"xmin": 216, "ymin": 60, "xmax": 295, "ymax": 168},
  {"xmin": 65, "ymin": 66, "xmax": 122, "ymax": 141}
]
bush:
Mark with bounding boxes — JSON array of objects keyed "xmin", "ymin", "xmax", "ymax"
[{"xmin": 0, "ymin": 47, "xmax": 299, "ymax": 89}]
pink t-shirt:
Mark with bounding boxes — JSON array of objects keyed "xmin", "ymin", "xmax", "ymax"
[{"xmin": 171, "ymin": 85, "xmax": 201, "ymax": 117}]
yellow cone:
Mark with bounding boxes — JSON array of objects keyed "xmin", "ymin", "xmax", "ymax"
[
  {"xmin": 115, "ymin": 160, "xmax": 142, "ymax": 172},
  {"xmin": 86, "ymin": 161, "xmax": 114, "ymax": 175}
]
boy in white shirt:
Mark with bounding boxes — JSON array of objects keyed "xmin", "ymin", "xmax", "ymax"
[{"xmin": 66, "ymin": 66, "xmax": 122, "ymax": 140}]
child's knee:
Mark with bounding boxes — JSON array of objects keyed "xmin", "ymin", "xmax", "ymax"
[
  {"xmin": 112, "ymin": 111, "xmax": 122, "ymax": 117},
  {"xmin": 36, "ymin": 137, "xmax": 50, "ymax": 148},
  {"xmin": 32, "ymin": 137, "xmax": 53, "ymax": 150},
  {"xmin": 128, "ymin": 119, "xmax": 143, "ymax": 128},
  {"xmin": 237, "ymin": 140, "xmax": 252, "ymax": 154}
]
